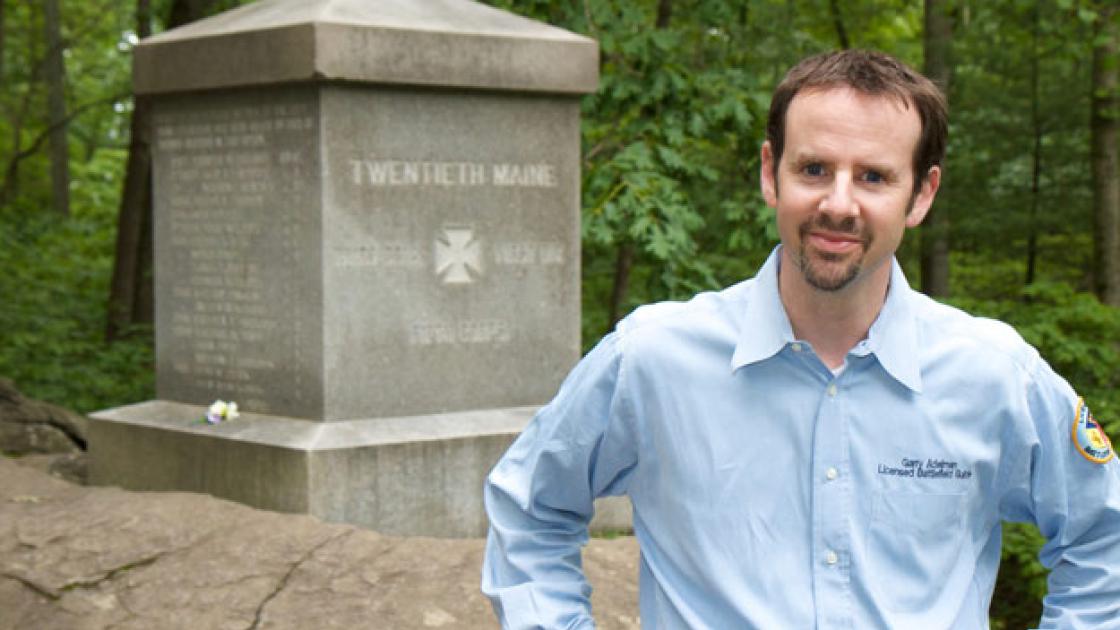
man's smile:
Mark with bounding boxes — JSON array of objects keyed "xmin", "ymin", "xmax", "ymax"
[{"xmin": 806, "ymin": 230, "xmax": 865, "ymax": 255}]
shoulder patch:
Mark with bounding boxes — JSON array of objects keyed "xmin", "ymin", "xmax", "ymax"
[{"xmin": 1073, "ymin": 398, "xmax": 1114, "ymax": 464}]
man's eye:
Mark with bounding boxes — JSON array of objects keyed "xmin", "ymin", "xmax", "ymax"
[
  {"xmin": 804, "ymin": 163, "xmax": 824, "ymax": 176},
  {"xmin": 862, "ymin": 171, "xmax": 885, "ymax": 183}
]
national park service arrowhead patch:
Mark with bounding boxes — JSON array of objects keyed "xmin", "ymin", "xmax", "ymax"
[{"xmin": 1073, "ymin": 398, "xmax": 1114, "ymax": 464}]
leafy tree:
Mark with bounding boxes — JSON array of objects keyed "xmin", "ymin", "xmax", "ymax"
[
  {"xmin": 0, "ymin": 0, "xmax": 133, "ymax": 216},
  {"xmin": 946, "ymin": 1, "xmax": 1094, "ymax": 289}
]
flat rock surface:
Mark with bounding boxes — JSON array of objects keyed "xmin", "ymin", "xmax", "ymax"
[{"xmin": 0, "ymin": 457, "xmax": 639, "ymax": 629}]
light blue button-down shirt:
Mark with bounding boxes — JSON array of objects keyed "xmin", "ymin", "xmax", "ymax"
[{"xmin": 482, "ymin": 248, "xmax": 1120, "ymax": 629}]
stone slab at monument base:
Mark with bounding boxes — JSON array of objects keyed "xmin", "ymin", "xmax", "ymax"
[{"xmin": 88, "ymin": 401, "xmax": 630, "ymax": 538}]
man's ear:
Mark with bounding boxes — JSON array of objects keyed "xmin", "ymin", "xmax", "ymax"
[
  {"xmin": 906, "ymin": 165, "xmax": 941, "ymax": 228},
  {"xmin": 760, "ymin": 141, "xmax": 778, "ymax": 208}
]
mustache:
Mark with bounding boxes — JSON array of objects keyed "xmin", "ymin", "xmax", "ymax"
[{"xmin": 799, "ymin": 215, "xmax": 870, "ymax": 245}]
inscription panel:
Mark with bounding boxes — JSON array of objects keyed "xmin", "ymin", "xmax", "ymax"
[
  {"xmin": 153, "ymin": 88, "xmax": 322, "ymax": 418},
  {"xmin": 322, "ymin": 86, "xmax": 580, "ymax": 418}
]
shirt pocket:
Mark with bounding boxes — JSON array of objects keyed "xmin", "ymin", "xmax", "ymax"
[{"xmin": 868, "ymin": 491, "xmax": 971, "ymax": 613}]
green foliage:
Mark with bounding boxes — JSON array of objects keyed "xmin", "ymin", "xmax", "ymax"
[
  {"xmin": 0, "ymin": 0, "xmax": 136, "ymax": 209},
  {"xmin": 0, "ymin": 0, "xmax": 149, "ymax": 413},
  {"xmin": 950, "ymin": 280, "xmax": 1120, "ymax": 433},
  {"xmin": 573, "ymin": 0, "xmax": 773, "ymax": 330},
  {"xmin": 946, "ymin": 0, "xmax": 1094, "ymax": 275},
  {"xmin": 0, "ymin": 0, "xmax": 255, "ymax": 412},
  {"xmin": 0, "ymin": 148, "xmax": 153, "ymax": 412},
  {"xmin": 589, "ymin": 527, "xmax": 634, "ymax": 540},
  {"xmin": 991, "ymin": 522, "xmax": 1048, "ymax": 630}
]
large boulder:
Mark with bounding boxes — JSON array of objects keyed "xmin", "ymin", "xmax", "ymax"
[
  {"xmin": 0, "ymin": 457, "xmax": 641, "ymax": 629},
  {"xmin": 0, "ymin": 378, "xmax": 88, "ymax": 455}
]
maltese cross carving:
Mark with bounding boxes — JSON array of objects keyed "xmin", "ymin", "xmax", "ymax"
[{"xmin": 435, "ymin": 227, "xmax": 482, "ymax": 285}]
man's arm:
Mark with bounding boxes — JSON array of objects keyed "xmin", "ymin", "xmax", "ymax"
[
  {"xmin": 1003, "ymin": 359, "xmax": 1120, "ymax": 628},
  {"xmin": 482, "ymin": 332, "xmax": 638, "ymax": 629}
]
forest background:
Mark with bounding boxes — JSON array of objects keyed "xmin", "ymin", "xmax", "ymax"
[{"xmin": 1, "ymin": 0, "xmax": 1118, "ymax": 627}]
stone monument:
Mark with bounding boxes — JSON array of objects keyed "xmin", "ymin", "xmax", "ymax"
[{"xmin": 89, "ymin": 0, "xmax": 625, "ymax": 537}]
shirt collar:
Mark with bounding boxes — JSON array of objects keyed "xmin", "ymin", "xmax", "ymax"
[
  {"xmin": 731, "ymin": 247, "xmax": 796, "ymax": 370},
  {"xmin": 864, "ymin": 259, "xmax": 923, "ymax": 393},
  {"xmin": 730, "ymin": 247, "xmax": 923, "ymax": 393}
]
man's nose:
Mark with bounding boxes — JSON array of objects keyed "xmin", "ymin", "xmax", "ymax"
[{"xmin": 819, "ymin": 172, "xmax": 858, "ymax": 217}]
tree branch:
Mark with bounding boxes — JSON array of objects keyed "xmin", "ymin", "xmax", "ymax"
[{"xmin": 0, "ymin": 92, "xmax": 129, "ymax": 206}]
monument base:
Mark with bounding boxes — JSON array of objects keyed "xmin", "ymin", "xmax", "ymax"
[{"xmin": 89, "ymin": 401, "xmax": 631, "ymax": 538}]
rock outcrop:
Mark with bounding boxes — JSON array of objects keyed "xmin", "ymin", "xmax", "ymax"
[
  {"xmin": 0, "ymin": 379, "xmax": 88, "ymax": 455},
  {"xmin": 0, "ymin": 457, "xmax": 640, "ymax": 629}
]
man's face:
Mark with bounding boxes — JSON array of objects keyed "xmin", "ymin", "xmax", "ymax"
[{"xmin": 760, "ymin": 87, "xmax": 939, "ymax": 293}]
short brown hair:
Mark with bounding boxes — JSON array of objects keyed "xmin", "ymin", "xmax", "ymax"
[{"xmin": 766, "ymin": 50, "xmax": 948, "ymax": 194}]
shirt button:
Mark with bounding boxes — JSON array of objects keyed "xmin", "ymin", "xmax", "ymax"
[
  {"xmin": 825, "ymin": 467, "xmax": 838, "ymax": 481},
  {"xmin": 826, "ymin": 551, "xmax": 839, "ymax": 565},
  {"xmin": 826, "ymin": 383, "xmax": 838, "ymax": 397},
  {"xmin": 791, "ymin": 343, "xmax": 803, "ymax": 352}
]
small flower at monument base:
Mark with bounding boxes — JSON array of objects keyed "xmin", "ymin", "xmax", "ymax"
[{"xmin": 204, "ymin": 399, "xmax": 240, "ymax": 424}]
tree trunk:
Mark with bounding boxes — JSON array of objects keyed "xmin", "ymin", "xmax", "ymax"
[
  {"xmin": 106, "ymin": 95, "xmax": 152, "ymax": 340},
  {"xmin": 43, "ymin": 0, "xmax": 69, "ymax": 217},
  {"xmin": 1, "ymin": 17, "xmax": 45, "ymax": 209},
  {"xmin": 920, "ymin": 0, "xmax": 952, "ymax": 297},
  {"xmin": 0, "ymin": 0, "xmax": 7, "ymax": 87},
  {"xmin": 1026, "ymin": 123, "xmax": 1041, "ymax": 286},
  {"xmin": 167, "ymin": 0, "xmax": 222, "ymax": 29},
  {"xmin": 107, "ymin": 0, "xmax": 154, "ymax": 340},
  {"xmin": 655, "ymin": 0, "xmax": 671, "ymax": 29},
  {"xmin": 1026, "ymin": 2, "xmax": 1042, "ymax": 286},
  {"xmin": 608, "ymin": 242, "xmax": 635, "ymax": 329},
  {"xmin": 107, "ymin": 0, "xmax": 224, "ymax": 340},
  {"xmin": 1092, "ymin": 4, "xmax": 1120, "ymax": 306},
  {"xmin": 829, "ymin": 0, "xmax": 851, "ymax": 49},
  {"xmin": 0, "ymin": 7, "xmax": 38, "ymax": 208}
]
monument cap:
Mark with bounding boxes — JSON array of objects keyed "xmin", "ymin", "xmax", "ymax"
[{"xmin": 134, "ymin": 0, "xmax": 600, "ymax": 95}]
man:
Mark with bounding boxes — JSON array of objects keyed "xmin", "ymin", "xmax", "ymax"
[{"xmin": 482, "ymin": 50, "xmax": 1120, "ymax": 628}]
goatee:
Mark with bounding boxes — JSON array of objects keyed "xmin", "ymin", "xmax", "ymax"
[{"xmin": 796, "ymin": 215, "xmax": 871, "ymax": 292}]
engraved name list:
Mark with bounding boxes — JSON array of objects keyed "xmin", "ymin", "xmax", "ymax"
[{"xmin": 156, "ymin": 100, "xmax": 316, "ymax": 413}]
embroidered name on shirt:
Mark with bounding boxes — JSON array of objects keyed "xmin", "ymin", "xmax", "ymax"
[{"xmin": 877, "ymin": 458, "xmax": 973, "ymax": 480}]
